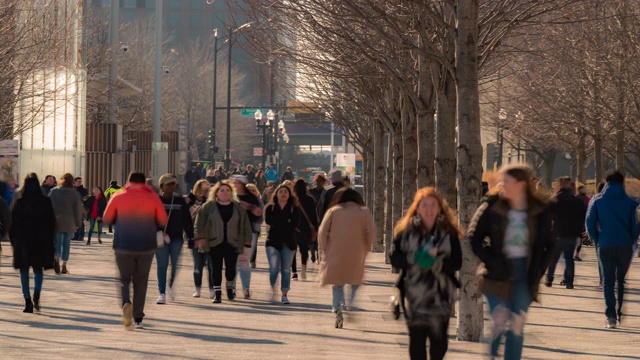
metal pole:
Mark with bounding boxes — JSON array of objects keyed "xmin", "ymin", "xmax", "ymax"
[
  {"xmin": 261, "ymin": 127, "xmax": 267, "ymax": 168},
  {"xmin": 153, "ymin": 0, "xmax": 163, "ymax": 143},
  {"xmin": 225, "ymin": 27, "xmax": 232, "ymax": 170},
  {"xmin": 107, "ymin": 0, "xmax": 119, "ymax": 124},
  {"xmin": 211, "ymin": 32, "xmax": 218, "ymax": 163},
  {"xmin": 330, "ymin": 122, "xmax": 335, "ymax": 170}
]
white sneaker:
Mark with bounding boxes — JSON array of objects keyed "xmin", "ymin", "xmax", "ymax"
[
  {"xmin": 167, "ymin": 287, "xmax": 175, "ymax": 301},
  {"xmin": 209, "ymin": 289, "xmax": 215, "ymax": 299},
  {"xmin": 133, "ymin": 321, "xmax": 144, "ymax": 329},
  {"xmin": 156, "ymin": 293, "xmax": 166, "ymax": 304},
  {"xmin": 282, "ymin": 295, "xmax": 290, "ymax": 305},
  {"xmin": 193, "ymin": 287, "xmax": 201, "ymax": 298}
]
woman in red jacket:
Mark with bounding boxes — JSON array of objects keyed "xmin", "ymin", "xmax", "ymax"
[{"xmin": 84, "ymin": 187, "xmax": 107, "ymax": 245}]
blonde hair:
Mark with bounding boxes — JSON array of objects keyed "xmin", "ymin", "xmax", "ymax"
[
  {"xmin": 209, "ymin": 179, "xmax": 239, "ymax": 203},
  {"xmin": 245, "ymin": 183, "xmax": 260, "ymax": 198},
  {"xmin": 393, "ymin": 187, "xmax": 461, "ymax": 238},
  {"xmin": 192, "ymin": 179, "xmax": 210, "ymax": 197}
]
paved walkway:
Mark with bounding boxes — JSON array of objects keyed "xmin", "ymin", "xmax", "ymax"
[{"xmin": 0, "ymin": 235, "xmax": 638, "ymax": 359}]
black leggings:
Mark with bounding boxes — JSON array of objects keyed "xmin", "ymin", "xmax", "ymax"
[
  {"xmin": 291, "ymin": 235, "xmax": 310, "ymax": 273},
  {"xmin": 209, "ymin": 242, "xmax": 238, "ymax": 289},
  {"xmin": 408, "ymin": 317, "xmax": 449, "ymax": 360}
]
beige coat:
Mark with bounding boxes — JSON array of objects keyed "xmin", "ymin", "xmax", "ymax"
[{"xmin": 318, "ymin": 202, "xmax": 376, "ymax": 286}]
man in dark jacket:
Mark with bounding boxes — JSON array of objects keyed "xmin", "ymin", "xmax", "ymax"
[
  {"xmin": 184, "ymin": 165, "xmax": 201, "ymax": 194},
  {"xmin": 72, "ymin": 177, "xmax": 89, "ymax": 241},
  {"xmin": 281, "ymin": 166, "xmax": 294, "ymax": 182},
  {"xmin": 586, "ymin": 170, "xmax": 640, "ymax": 329},
  {"xmin": 545, "ymin": 177, "xmax": 587, "ymax": 289},
  {"xmin": 317, "ymin": 169, "xmax": 345, "ymax": 223}
]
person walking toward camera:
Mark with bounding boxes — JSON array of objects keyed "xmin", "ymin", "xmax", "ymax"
[
  {"xmin": 84, "ymin": 187, "xmax": 107, "ymax": 245},
  {"xmin": 468, "ymin": 164, "xmax": 553, "ymax": 360},
  {"xmin": 103, "ymin": 172, "xmax": 167, "ymax": 330},
  {"xmin": 194, "ymin": 180, "xmax": 252, "ymax": 303},
  {"xmin": 293, "ymin": 179, "xmax": 318, "ymax": 280},
  {"xmin": 586, "ymin": 170, "xmax": 640, "ymax": 329},
  {"xmin": 49, "ymin": 173, "xmax": 83, "ymax": 275},
  {"xmin": 264, "ymin": 184, "xmax": 301, "ymax": 304},
  {"xmin": 155, "ymin": 174, "xmax": 194, "ymax": 305},
  {"xmin": 187, "ymin": 180, "xmax": 214, "ymax": 299},
  {"xmin": 318, "ymin": 188, "xmax": 375, "ymax": 328}
]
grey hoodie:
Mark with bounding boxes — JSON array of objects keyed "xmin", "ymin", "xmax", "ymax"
[{"xmin": 49, "ymin": 186, "xmax": 83, "ymax": 232}]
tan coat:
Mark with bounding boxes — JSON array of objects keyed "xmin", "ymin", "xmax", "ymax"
[{"xmin": 318, "ymin": 202, "xmax": 376, "ymax": 286}]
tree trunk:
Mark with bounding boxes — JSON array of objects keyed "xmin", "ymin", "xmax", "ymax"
[
  {"xmin": 373, "ymin": 120, "xmax": 386, "ymax": 252},
  {"xmin": 576, "ymin": 130, "xmax": 586, "ymax": 184},
  {"xmin": 362, "ymin": 151, "xmax": 369, "ymax": 204},
  {"xmin": 594, "ymin": 132, "xmax": 604, "ymax": 185},
  {"xmin": 435, "ymin": 70, "xmax": 458, "ymax": 209},
  {"xmin": 402, "ymin": 97, "xmax": 418, "ymax": 210},
  {"xmin": 392, "ymin": 125, "xmax": 404, "ymax": 252},
  {"xmin": 385, "ymin": 131, "xmax": 395, "ymax": 264},
  {"xmin": 541, "ymin": 150, "xmax": 557, "ymax": 186},
  {"xmin": 417, "ymin": 55, "xmax": 435, "ymax": 188},
  {"xmin": 455, "ymin": 0, "xmax": 484, "ymax": 342}
]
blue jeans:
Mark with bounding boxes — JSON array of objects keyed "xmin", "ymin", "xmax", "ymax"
[
  {"xmin": 20, "ymin": 268, "xmax": 43, "ymax": 299},
  {"xmin": 546, "ymin": 236, "xmax": 577, "ymax": 286},
  {"xmin": 237, "ymin": 233, "xmax": 258, "ymax": 291},
  {"xmin": 192, "ymin": 248, "xmax": 213, "ymax": 290},
  {"xmin": 55, "ymin": 232, "xmax": 73, "ymax": 261},
  {"xmin": 485, "ymin": 258, "xmax": 531, "ymax": 360},
  {"xmin": 155, "ymin": 238, "xmax": 184, "ymax": 294},
  {"xmin": 87, "ymin": 218, "xmax": 103, "ymax": 242},
  {"xmin": 332, "ymin": 284, "xmax": 360, "ymax": 312},
  {"xmin": 266, "ymin": 245, "xmax": 295, "ymax": 292},
  {"xmin": 599, "ymin": 246, "xmax": 632, "ymax": 320}
]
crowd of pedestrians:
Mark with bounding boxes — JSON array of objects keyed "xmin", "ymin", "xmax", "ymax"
[{"xmin": 2, "ymin": 162, "xmax": 639, "ymax": 360}]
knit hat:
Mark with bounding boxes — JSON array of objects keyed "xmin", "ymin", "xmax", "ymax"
[
  {"xmin": 329, "ymin": 169, "xmax": 343, "ymax": 183},
  {"xmin": 158, "ymin": 173, "xmax": 178, "ymax": 187},
  {"xmin": 232, "ymin": 175, "xmax": 248, "ymax": 185}
]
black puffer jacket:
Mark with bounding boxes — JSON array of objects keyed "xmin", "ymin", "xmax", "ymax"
[
  {"xmin": 468, "ymin": 195, "xmax": 553, "ymax": 302},
  {"xmin": 548, "ymin": 188, "xmax": 587, "ymax": 238}
]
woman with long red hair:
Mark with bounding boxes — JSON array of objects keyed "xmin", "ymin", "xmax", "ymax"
[{"xmin": 390, "ymin": 187, "xmax": 462, "ymax": 360}]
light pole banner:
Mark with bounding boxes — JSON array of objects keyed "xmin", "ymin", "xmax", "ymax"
[
  {"xmin": 335, "ymin": 153, "xmax": 356, "ymax": 185},
  {"xmin": 0, "ymin": 140, "xmax": 19, "ymax": 183}
]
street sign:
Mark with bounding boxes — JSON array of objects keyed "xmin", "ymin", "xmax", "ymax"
[
  {"xmin": 253, "ymin": 147, "xmax": 263, "ymax": 156},
  {"xmin": 241, "ymin": 108, "xmax": 259, "ymax": 116}
]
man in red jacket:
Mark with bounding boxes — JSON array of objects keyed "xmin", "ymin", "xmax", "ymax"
[{"xmin": 103, "ymin": 172, "xmax": 167, "ymax": 330}]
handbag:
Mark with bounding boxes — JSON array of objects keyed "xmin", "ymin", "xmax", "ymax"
[
  {"xmin": 298, "ymin": 202, "xmax": 318, "ymax": 242},
  {"xmin": 156, "ymin": 196, "xmax": 175, "ymax": 248}
]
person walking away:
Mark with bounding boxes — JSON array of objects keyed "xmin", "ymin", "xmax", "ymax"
[
  {"xmin": 185, "ymin": 165, "xmax": 201, "ymax": 194},
  {"xmin": 155, "ymin": 174, "xmax": 194, "ymax": 304},
  {"xmin": 264, "ymin": 184, "xmax": 301, "ymax": 304},
  {"xmin": 255, "ymin": 170, "xmax": 267, "ymax": 193},
  {"xmin": 319, "ymin": 188, "xmax": 375, "ymax": 328},
  {"xmin": 575, "ymin": 185, "xmax": 591, "ymax": 261},
  {"xmin": 265, "ymin": 163, "xmax": 278, "ymax": 183},
  {"xmin": 103, "ymin": 172, "xmax": 167, "ymax": 330},
  {"xmin": 11, "ymin": 175, "xmax": 56, "ymax": 313},
  {"xmin": 586, "ymin": 170, "xmax": 640, "ymax": 329},
  {"xmin": 187, "ymin": 180, "xmax": 214, "ymax": 299},
  {"xmin": 281, "ymin": 166, "xmax": 294, "ymax": 182},
  {"xmin": 317, "ymin": 169, "xmax": 345, "ymax": 223},
  {"xmin": 72, "ymin": 177, "xmax": 89, "ymax": 241},
  {"xmin": 194, "ymin": 180, "xmax": 252, "ymax": 303},
  {"xmin": 40, "ymin": 175, "xmax": 55, "ymax": 196},
  {"xmin": 84, "ymin": 187, "xmax": 107, "ymax": 245},
  {"xmin": 232, "ymin": 176, "xmax": 263, "ymax": 298},
  {"xmin": 293, "ymin": 179, "xmax": 319, "ymax": 281},
  {"xmin": 104, "ymin": 180, "xmax": 123, "ymax": 233},
  {"xmin": 243, "ymin": 164, "xmax": 256, "ymax": 184},
  {"xmin": 389, "ymin": 187, "xmax": 462, "ymax": 359},
  {"xmin": 246, "ymin": 184, "xmax": 265, "ymax": 269},
  {"xmin": 309, "ymin": 174, "xmax": 328, "ymax": 263},
  {"xmin": 468, "ymin": 164, "xmax": 553, "ymax": 360},
  {"xmin": 49, "ymin": 173, "xmax": 83, "ymax": 275},
  {"xmin": 545, "ymin": 177, "xmax": 586, "ymax": 289}
]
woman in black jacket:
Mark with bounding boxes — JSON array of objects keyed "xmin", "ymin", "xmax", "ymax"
[
  {"xmin": 264, "ymin": 183, "xmax": 301, "ymax": 304},
  {"xmin": 292, "ymin": 179, "xmax": 318, "ymax": 280},
  {"xmin": 468, "ymin": 164, "xmax": 553, "ymax": 360},
  {"xmin": 11, "ymin": 174, "xmax": 56, "ymax": 313},
  {"xmin": 390, "ymin": 187, "xmax": 462, "ymax": 360},
  {"xmin": 84, "ymin": 186, "xmax": 107, "ymax": 245}
]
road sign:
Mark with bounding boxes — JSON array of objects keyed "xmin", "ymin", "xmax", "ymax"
[
  {"xmin": 241, "ymin": 108, "xmax": 259, "ymax": 116},
  {"xmin": 253, "ymin": 147, "xmax": 263, "ymax": 156}
]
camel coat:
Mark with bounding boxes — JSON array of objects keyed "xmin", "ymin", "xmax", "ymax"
[{"xmin": 318, "ymin": 202, "xmax": 376, "ymax": 286}]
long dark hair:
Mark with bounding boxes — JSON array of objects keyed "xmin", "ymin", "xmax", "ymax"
[
  {"xmin": 270, "ymin": 183, "xmax": 298, "ymax": 207},
  {"xmin": 328, "ymin": 187, "xmax": 364, "ymax": 209},
  {"xmin": 293, "ymin": 179, "xmax": 309, "ymax": 199},
  {"xmin": 500, "ymin": 164, "xmax": 547, "ymax": 207},
  {"xmin": 20, "ymin": 174, "xmax": 45, "ymax": 201}
]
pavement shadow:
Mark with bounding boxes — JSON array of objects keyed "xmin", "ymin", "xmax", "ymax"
[
  {"xmin": 0, "ymin": 317, "xmax": 102, "ymax": 332},
  {"xmin": 524, "ymin": 344, "xmax": 640, "ymax": 359},
  {"xmin": 528, "ymin": 321, "xmax": 640, "ymax": 335},
  {"xmin": 145, "ymin": 328, "xmax": 285, "ymax": 344},
  {"xmin": 532, "ymin": 305, "xmax": 640, "ymax": 318}
]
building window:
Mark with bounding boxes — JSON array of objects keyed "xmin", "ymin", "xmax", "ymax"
[
  {"xmin": 189, "ymin": 32, "xmax": 201, "ymax": 42},
  {"xmin": 167, "ymin": 12, "xmax": 181, "ymax": 27},
  {"xmin": 168, "ymin": 0, "xmax": 182, "ymax": 8},
  {"xmin": 123, "ymin": 12, "xmax": 136, "ymax": 23},
  {"xmin": 122, "ymin": 0, "xmax": 136, "ymax": 7},
  {"xmin": 190, "ymin": 13, "xmax": 202, "ymax": 27},
  {"xmin": 145, "ymin": 0, "xmax": 155, "ymax": 7},
  {"xmin": 190, "ymin": 0, "xmax": 203, "ymax": 7}
]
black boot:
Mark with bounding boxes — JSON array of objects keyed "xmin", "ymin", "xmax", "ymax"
[
  {"xmin": 33, "ymin": 291, "xmax": 40, "ymax": 312},
  {"xmin": 23, "ymin": 298, "xmax": 33, "ymax": 313},
  {"xmin": 213, "ymin": 290, "xmax": 222, "ymax": 303}
]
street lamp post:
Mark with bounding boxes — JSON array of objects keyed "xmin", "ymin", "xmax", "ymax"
[
  {"xmin": 210, "ymin": 28, "xmax": 218, "ymax": 163},
  {"xmin": 255, "ymin": 109, "xmax": 274, "ymax": 169}
]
